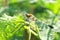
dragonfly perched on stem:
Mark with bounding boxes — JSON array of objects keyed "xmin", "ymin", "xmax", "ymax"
[{"xmin": 24, "ymin": 13, "xmax": 53, "ymax": 29}]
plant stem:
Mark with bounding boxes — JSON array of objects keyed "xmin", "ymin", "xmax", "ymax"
[
  {"xmin": 47, "ymin": 13, "xmax": 57, "ymax": 40},
  {"xmin": 47, "ymin": 28, "xmax": 51, "ymax": 40}
]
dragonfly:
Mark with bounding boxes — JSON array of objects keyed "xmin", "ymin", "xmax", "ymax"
[{"xmin": 24, "ymin": 13, "xmax": 53, "ymax": 30}]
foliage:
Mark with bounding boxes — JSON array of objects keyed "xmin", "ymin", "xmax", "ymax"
[
  {"xmin": 0, "ymin": 0, "xmax": 60, "ymax": 40},
  {"xmin": 0, "ymin": 14, "xmax": 41, "ymax": 40}
]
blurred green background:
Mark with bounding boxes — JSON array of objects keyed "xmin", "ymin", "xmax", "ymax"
[{"xmin": 0, "ymin": 0, "xmax": 60, "ymax": 40}]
